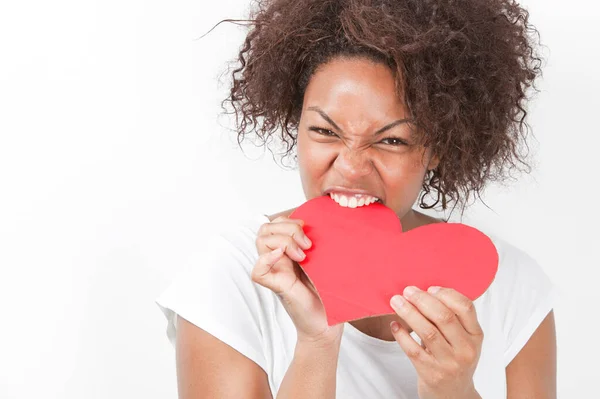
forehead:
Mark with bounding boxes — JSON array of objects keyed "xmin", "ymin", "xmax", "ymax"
[{"xmin": 302, "ymin": 57, "xmax": 409, "ymax": 124}]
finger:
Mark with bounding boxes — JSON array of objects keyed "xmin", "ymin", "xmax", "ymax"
[
  {"xmin": 272, "ymin": 216, "xmax": 305, "ymax": 227},
  {"xmin": 390, "ymin": 294, "xmax": 453, "ymax": 360},
  {"xmin": 427, "ymin": 287, "xmax": 483, "ymax": 336},
  {"xmin": 251, "ymin": 247, "xmax": 285, "ymax": 290},
  {"xmin": 257, "ymin": 221, "xmax": 312, "ymax": 250},
  {"xmin": 390, "ymin": 321, "xmax": 434, "ymax": 365},
  {"xmin": 403, "ymin": 286, "xmax": 471, "ymax": 349},
  {"xmin": 257, "ymin": 234, "xmax": 307, "ymax": 263}
]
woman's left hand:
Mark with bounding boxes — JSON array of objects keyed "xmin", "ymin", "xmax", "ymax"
[{"xmin": 389, "ymin": 286, "xmax": 483, "ymax": 399}]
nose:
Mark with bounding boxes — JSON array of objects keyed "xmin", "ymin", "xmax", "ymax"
[{"xmin": 333, "ymin": 146, "xmax": 374, "ymax": 180}]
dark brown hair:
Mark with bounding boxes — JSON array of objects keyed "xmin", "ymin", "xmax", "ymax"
[{"xmin": 220, "ymin": 0, "xmax": 543, "ymax": 213}]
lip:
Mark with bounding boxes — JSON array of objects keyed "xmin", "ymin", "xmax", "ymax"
[{"xmin": 323, "ymin": 186, "xmax": 382, "ymax": 202}]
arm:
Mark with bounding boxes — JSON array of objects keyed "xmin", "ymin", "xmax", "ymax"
[
  {"xmin": 175, "ymin": 315, "xmax": 273, "ymax": 399},
  {"xmin": 175, "ymin": 315, "xmax": 341, "ymax": 399},
  {"xmin": 506, "ymin": 311, "xmax": 557, "ymax": 398},
  {"xmin": 276, "ymin": 335, "xmax": 342, "ymax": 399}
]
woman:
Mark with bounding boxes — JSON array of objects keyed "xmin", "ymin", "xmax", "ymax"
[{"xmin": 157, "ymin": 0, "xmax": 558, "ymax": 397}]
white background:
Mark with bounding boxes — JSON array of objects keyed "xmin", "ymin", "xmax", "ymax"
[{"xmin": 1, "ymin": 0, "xmax": 598, "ymax": 398}]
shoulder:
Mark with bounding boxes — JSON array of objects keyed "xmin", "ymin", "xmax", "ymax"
[
  {"xmin": 485, "ymin": 233, "xmax": 550, "ymax": 288},
  {"xmin": 156, "ymin": 212, "xmax": 285, "ymax": 384},
  {"xmin": 206, "ymin": 213, "xmax": 272, "ymax": 273},
  {"xmin": 187, "ymin": 209, "xmax": 301, "ymax": 276},
  {"xmin": 478, "ymin": 232, "xmax": 559, "ymax": 323},
  {"xmin": 481, "ymin": 233, "xmax": 559, "ymax": 367}
]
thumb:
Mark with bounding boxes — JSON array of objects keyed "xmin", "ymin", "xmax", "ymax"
[{"xmin": 251, "ymin": 247, "xmax": 284, "ymax": 291}]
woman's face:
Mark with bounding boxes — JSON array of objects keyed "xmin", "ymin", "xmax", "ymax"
[{"xmin": 297, "ymin": 56, "xmax": 439, "ymax": 220}]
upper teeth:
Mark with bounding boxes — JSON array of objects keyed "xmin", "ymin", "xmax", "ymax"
[{"xmin": 329, "ymin": 192, "xmax": 380, "ymax": 208}]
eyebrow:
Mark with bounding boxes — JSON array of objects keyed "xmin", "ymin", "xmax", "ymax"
[{"xmin": 307, "ymin": 106, "xmax": 413, "ymax": 136}]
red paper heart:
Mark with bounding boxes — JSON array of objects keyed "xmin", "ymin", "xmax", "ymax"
[{"xmin": 290, "ymin": 195, "xmax": 499, "ymax": 326}]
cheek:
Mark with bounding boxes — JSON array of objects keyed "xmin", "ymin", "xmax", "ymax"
[
  {"xmin": 298, "ymin": 135, "xmax": 333, "ymax": 174},
  {"xmin": 378, "ymin": 152, "xmax": 424, "ymax": 180},
  {"xmin": 377, "ymin": 152, "xmax": 428, "ymax": 197},
  {"xmin": 297, "ymin": 133, "xmax": 333, "ymax": 197}
]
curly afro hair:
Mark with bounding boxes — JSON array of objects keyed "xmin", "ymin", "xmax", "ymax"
[{"xmin": 221, "ymin": 0, "xmax": 543, "ymax": 213}]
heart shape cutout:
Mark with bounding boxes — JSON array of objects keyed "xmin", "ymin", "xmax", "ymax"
[{"xmin": 290, "ymin": 196, "xmax": 499, "ymax": 326}]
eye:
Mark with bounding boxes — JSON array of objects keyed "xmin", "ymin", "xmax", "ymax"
[
  {"xmin": 380, "ymin": 137, "xmax": 408, "ymax": 146},
  {"xmin": 309, "ymin": 126, "xmax": 338, "ymax": 137}
]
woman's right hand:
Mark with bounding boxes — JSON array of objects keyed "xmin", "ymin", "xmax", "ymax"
[{"xmin": 252, "ymin": 216, "xmax": 344, "ymax": 345}]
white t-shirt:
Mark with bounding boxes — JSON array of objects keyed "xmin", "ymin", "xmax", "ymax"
[{"xmin": 156, "ymin": 213, "xmax": 560, "ymax": 398}]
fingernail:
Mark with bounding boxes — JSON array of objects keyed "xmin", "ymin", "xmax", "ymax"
[
  {"xmin": 404, "ymin": 286, "xmax": 419, "ymax": 297},
  {"xmin": 296, "ymin": 247, "xmax": 306, "ymax": 260},
  {"xmin": 390, "ymin": 321, "xmax": 400, "ymax": 333},
  {"xmin": 391, "ymin": 295, "xmax": 406, "ymax": 308},
  {"xmin": 428, "ymin": 286, "xmax": 441, "ymax": 294},
  {"xmin": 302, "ymin": 235, "xmax": 312, "ymax": 248}
]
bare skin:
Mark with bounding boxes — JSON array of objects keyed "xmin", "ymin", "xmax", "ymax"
[
  {"xmin": 266, "ymin": 57, "xmax": 556, "ymax": 395},
  {"xmin": 273, "ymin": 56, "xmax": 444, "ymax": 342},
  {"xmin": 176, "ymin": 56, "xmax": 557, "ymax": 398},
  {"xmin": 265, "ymin": 207, "xmax": 441, "ymax": 341}
]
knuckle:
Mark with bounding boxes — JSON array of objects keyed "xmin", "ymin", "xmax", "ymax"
[
  {"xmin": 406, "ymin": 347, "xmax": 424, "ymax": 360},
  {"xmin": 257, "ymin": 223, "xmax": 270, "ymax": 237},
  {"xmin": 446, "ymin": 361, "xmax": 461, "ymax": 378},
  {"xmin": 292, "ymin": 223, "xmax": 305, "ymax": 237},
  {"xmin": 428, "ymin": 371, "xmax": 444, "ymax": 386},
  {"xmin": 473, "ymin": 329, "xmax": 485, "ymax": 342},
  {"xmin": 460, "ymin": 299, "xmax": 476, "ymax": 314},
  {"xmin": 284, "ymin": 235, "xmax": 296, "ymax": 248},
  {"xmin": 436, "ymin": 310, "xmax": 455, "ymax": 325},
  {"xmin": 422, "ymin": 328, "xmax": 439, "ymax": 342},
  {"xmin": 252, "ymin": 252, "xmax": 283, "ymax": 283},
  {"xmin": 255, "ymin": 235, "xmax": 266, "ymax": 249},
  {"xmin": 461, "ymin": 347, "xmax": 478, "ymax": 363},
  {"xmin": 289, "ymin": 227, "xmax": 302, "ymax": 241}
]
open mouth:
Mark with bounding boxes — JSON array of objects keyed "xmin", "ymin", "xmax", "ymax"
[{"xmin": 327, "ymin": 192, "xmax": 383, "ymax": 208}]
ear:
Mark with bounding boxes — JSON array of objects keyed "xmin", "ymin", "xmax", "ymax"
[{"xmin": 428, "ymin": 153, "xmax": 441, "ymax": 171}]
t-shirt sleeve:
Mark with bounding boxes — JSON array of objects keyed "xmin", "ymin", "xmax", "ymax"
[
  {"xmin": 490, "ymin": 240, "xmax": 561, "ymax": 367},
  {"xmin": 155, "ymin": 228, "xmax": 271, "ymax": 373}
]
